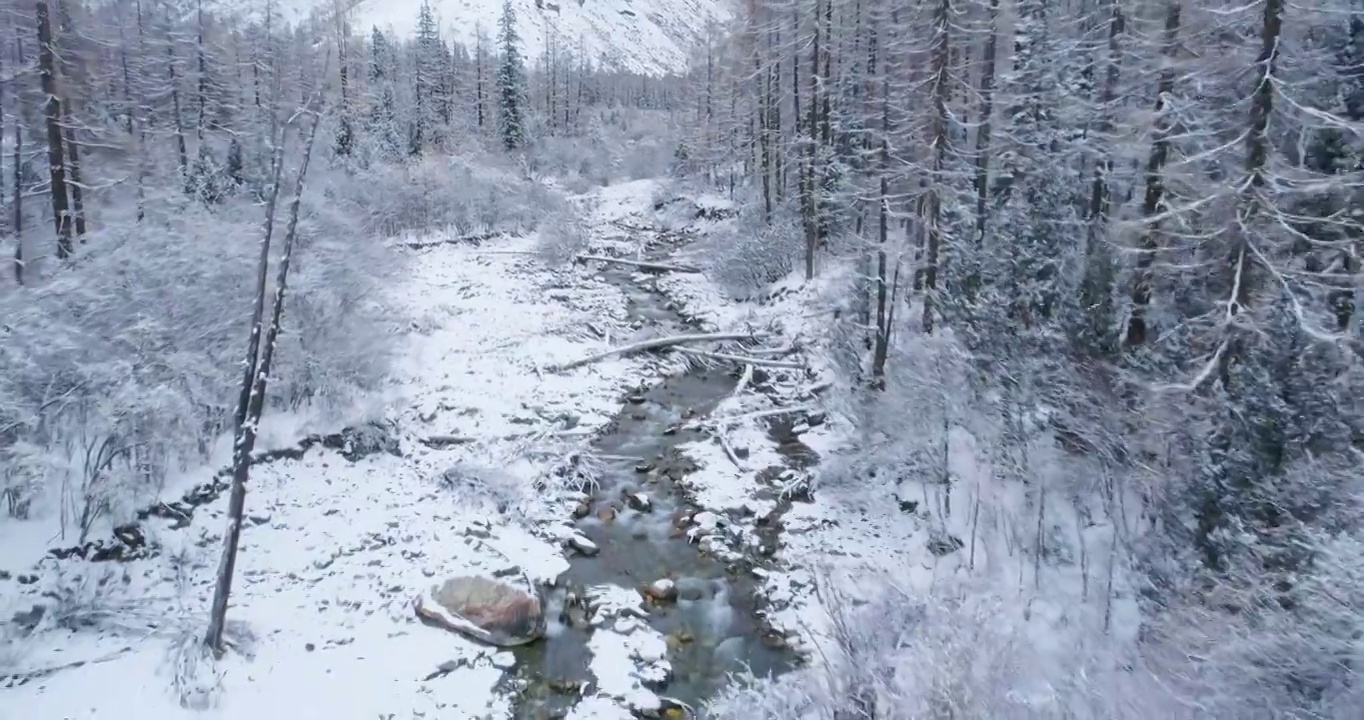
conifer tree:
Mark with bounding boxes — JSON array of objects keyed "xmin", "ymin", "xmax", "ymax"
[{"xmin": 495, "ymin": 0, "xmax": 526, "ymax": 150}]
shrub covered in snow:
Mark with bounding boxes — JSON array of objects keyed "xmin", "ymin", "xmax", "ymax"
[
  {"xmin": 322, "ymin": 153, "xmax": 560, "ymax": 239},
  {"xmin": 528, "ymin": 110, "xmax": 677, "ymax": 189},
  {"xmin": 694, "ymin": 202, "xmax": 804, "ymax": 299},
  {"xmin": 535, "ymin": 201, "xmax": 594, "ymax": 266},
  {"xmin": 0, "ymin": 194, "xmax": 393, "ymax": 534}
]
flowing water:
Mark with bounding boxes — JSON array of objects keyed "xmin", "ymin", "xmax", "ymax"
[{"xmin": 511, "ymin": 261, "xmax": 799, "ymax": 718}]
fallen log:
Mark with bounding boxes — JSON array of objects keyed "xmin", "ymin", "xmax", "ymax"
[
  {"xmin": 694, "ymin": 405, "xmax": 820, "ymax": 429},
  {"xmin": 719, "ymin": 405, "xmax": 818, "ymax": 422},
  {"xmin": 573, "ymin": 254, "xmax": 701, "ymax": 274},
  {"xmin": 744, "ymin": 343, "xmax": 797, "ymax": 356},
  {"xmin": 550, "ymin": 332, "xmax": 765, "ymax": 372},
  {"xmin": 422, "ymin": 427, "xmax": 594, "ymax": 448},
  {"xmin": 674, "ymin": 347, "xmax": 804, "ymax": 369},
  {"xmin": 402, "ymin": 230, "xmax": 507, "ymax": 249},
  {"xmin": 717, "ymin": 364, "xmax": 756, "ymax": 471},
  {"xmin": 609, "ymin": 218, "xmax": 657, "ymax": 233}
]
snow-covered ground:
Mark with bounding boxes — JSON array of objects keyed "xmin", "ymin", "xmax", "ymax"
[{"xmin": 0, "ymin": 185, "xmax": 684, "ymax": 718}]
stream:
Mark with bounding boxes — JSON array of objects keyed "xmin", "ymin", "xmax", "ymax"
[{"xmin": 511, "ymin": 246, "xmax": 803, "ymax": 718}]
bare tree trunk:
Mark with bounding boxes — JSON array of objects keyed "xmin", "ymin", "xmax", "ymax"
[
  {"xmin": 36, "ymin": 1, "xmax": 72, "ymax": 259},
  {"xmin": 757, "ymin": 4, "xmax": 773, "ymax": 221},
  {"xmin": 870, "ymin": 24, "xmax": 892, "ymax": 383},
  {"xmin": 972, "ymin": 0, "xmax": 1000, "ymax": 244},
  {"xmin": 770, "ymin": 17, "xmax": 783, "ymax": 202},
  {"xmin": 1124, "ymin": 1, "xmax": 1180, "ymax": 347},
  {"xmin": 169, "ymin": 38, "xmax": 189, "ymax": 177},
  {"xmin": 205, "ymin": 102, "xmax": 326, "ymax": 655},
  {"xmin": 475, "ymin": 30, "xmax": 484, "ymax": 128},
  {"xmin": 4, "ymin": 37, "xmax": 14, "ymax": 285},
  {"xmin": 134, "ymin": 0, "xmax": 147, "ymax": 221},
  {"xmin": 803, "ymin": 0, "xmax": 821, "ymax": 280},
  {"xmin": 920, "ymin": 0, "xmax": 951, "ymax": 333},
  {"xmin": 120, "ymin": 16, "xmax": 135, "ymax": 136}
]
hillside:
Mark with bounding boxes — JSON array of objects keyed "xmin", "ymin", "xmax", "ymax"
[{"xmin": 344, "ymin": 0, "xmax": 731, "ymax": 75}]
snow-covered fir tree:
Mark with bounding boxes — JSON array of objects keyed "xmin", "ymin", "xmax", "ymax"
[{"xmin": 495, "ymin": 0, "xmax": 527, "ymax": 151}]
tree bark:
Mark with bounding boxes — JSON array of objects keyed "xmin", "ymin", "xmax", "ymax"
[
  {"xmin": 36, "ymin": 1, "xmax": 72, "ymax": 259},
  {"xmin": 1124, "ymin": 1, "xmax": 1181, "ymax": 347},
  {"xmin": 61, "ymin": 100, "xmax": 85, "ymax": 238},
  {"xmin": 920, "ymin": 0, "xmax": 951, "ymax": 333},
  {"xmin": 972, "ymin": 0, "xmax": 1000, "ymax": 244}
]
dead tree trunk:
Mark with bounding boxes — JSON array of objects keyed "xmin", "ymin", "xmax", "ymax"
[
  {"xmin": 36, "ymin": 1, "xmax": 72, "ymax": 259},
  {"xmin": 1124, "ymin": 1, "xmax": 1181, "ymax": 347},
  {"xmin": 205, "ymin": 103, "xmax": 325, "ymax": 655},
  {"xmin": 61, "ymin": 100, "xmax": 86, "ymax": 238},
  {"xmin": 870, "ymin": 19, "xmax": 893, "ymax": 383},
  {"xmin": 169, "ymin": 39, "xmax": 189, "ymax": 177},
  {"xmin": 8, "ymin": 36, "xmax": 20, "ymax": 284},
  {"xmin": 920, "ymin": 0, "xmax": 951, "ymax": 333},
  {"xmin": 55, "ymin": 0, "xmax": 85, "ymax": 238},
  {"xmin": 972, "ymin": 0, "xmax": 1000, "ymax": 244}
]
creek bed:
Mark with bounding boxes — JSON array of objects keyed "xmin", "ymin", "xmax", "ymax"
[{"xmin": 511, "ymin": 261, "xmax": 800, "ymax": 718}]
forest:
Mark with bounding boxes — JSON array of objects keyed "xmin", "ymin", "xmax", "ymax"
[{"xmin": 0, "ymin": 0, "xmax": 1361, "ymax": 716}]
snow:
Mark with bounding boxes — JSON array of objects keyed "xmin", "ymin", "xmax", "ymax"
[
  {"xmin": 0, "ymin": 225, "xmax": 665, "ymax": 718},
  {"xmin": 348, "ymin": 0, "xmax": 730, "ymax": 76},
  {"xmin": 584, "ymin": 621, "xmax": 670, "ymax": 712}
]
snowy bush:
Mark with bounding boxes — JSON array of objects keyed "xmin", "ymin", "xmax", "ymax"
[
  {"xmin": 437, "ymin": 459, "xmax": 530, "ymax": 516},
  {"xmin": 322, "ymin": 153, "xmax": 561, "ymax": 239},
  {"xmin": 529, "ymin": 110, "xmax": 677, "ymax": 188},
  {"xmin": 709, "ymin": 571, "xmax": 1204, "ymax": 720},
  {"xmin": 535, "ymin": 200, "xmax": 593, "ymax": 266},
  {"xmin": 0, "ymin": 169, "xmax": 396, "ymax": 529},
  {"xmin": 697, "ymin": 206, "xmax": 803, "ymax": 299}
]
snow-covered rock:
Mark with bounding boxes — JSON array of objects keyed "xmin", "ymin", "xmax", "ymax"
[{"xmin": 414, "ymin": 575, "xmax": 545, "ymax": 647}]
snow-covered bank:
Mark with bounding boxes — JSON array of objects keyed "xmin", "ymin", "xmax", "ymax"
[
  {"xmin": 0, "ymin": 229, "xmax": 659, "ymax": 717},
  {"xmin": 580, "ymin": 186, "xmax": 864, "ymax": 660},
  {"xmin": 608, "ymin": 186, "xmax": 1155, "ymax": 720}
]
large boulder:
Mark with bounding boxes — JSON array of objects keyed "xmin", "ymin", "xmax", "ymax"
[{"xmin": 414, "ymin": 575, "xmax": 545, "ymax": 647}]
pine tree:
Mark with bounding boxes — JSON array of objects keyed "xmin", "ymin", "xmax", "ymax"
[
  {"xmin": 495, "ymin": 0, "xmax": 526, "ymax": 150},
  {"xmin": 367, "ymin": 26, "xmax": 402, "ymax": 160},
  {"xmin": 411, "ymin": 1, "xmax": 443, "ymax": 153}
]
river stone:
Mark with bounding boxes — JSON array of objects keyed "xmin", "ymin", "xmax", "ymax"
[
  {"xmin": 566, "ymin": 534, "xmax": 600, "ymax": 556},
  {"xmin": 413, "ymin": 575, "xmax": 544, "ymax": 647},
  {"xmin": 642, "ymin": 579, "xmax": 678, "ymax": 603},
  {"xmin": 623, "ymin": 489, "xmax": 653, "ymax": 513}
]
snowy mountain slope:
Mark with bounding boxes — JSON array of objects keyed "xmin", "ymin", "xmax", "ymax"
[{"xmin": 345, "ymin": 0, "xmax": 731, "ymax": 76}]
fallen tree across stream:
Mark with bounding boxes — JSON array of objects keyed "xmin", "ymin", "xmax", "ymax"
[
  {"xmin": 573, "ymin": 254, "xmax": 702, "ymax": 274},
  {"xmin": 549, "ymin": 331, "xmax": 765, "ymax": 372},
  {"xmin": 674, "ymin": 347, "xmax": 804, "ymax": 369}
]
